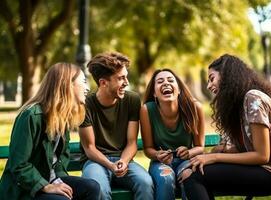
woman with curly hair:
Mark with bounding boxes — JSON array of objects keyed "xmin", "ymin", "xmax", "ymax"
[
  {"xmin": 183, "ymin": 54, "xmax": 271, "ymax": 199},
  {"xmin": 140, "ymin": 69, "xmax": 205, "ymax": 200}
]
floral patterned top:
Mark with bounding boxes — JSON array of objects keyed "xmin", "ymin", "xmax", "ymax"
[{"xmin": 242, "ymin": 89, "xmax": 271, "ymax": 172}]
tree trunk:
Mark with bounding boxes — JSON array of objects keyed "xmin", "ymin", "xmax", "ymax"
[{"xmin": 21, "ymin": 61, "xmax": 41, "ymax": 104}]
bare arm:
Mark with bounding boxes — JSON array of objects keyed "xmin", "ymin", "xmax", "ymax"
[
  {"xmin": 140, "ymin": 104, "xmax": 157, "ymax": 160},
  {"xmin": 189, "ymin": 101, "xmax": 205, "ymax": 157},
  {"xmin": 79, "ymin": 126, "xmax": 115, "ymax": 171},
  {"xmin": 140, "ymin": 105, "xmax": 173, "ymax": 164},
  {"xmin": 120, "ymin": 121, "xmax": 139, "ymax": 164},
  {"xmin": 190, "ymin": 123, "xmax": 270, "ymax": 174},
  {"xmin": 112, "ymin": 120, "xmax": 139, "ymax": 177},
  {"xmin": 214, "ymin": 123, "xmax": 270, "ymax": 164}
]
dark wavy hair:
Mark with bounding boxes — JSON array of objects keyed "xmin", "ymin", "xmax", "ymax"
[
  {"xmin": 87, "ymin": 52, "xmax": 130, "ymax": 85},
  {"xmin": 209, "ymin": 54, "xmax": 271, "ymax": 151},
  {"xmin": 143, "ymin": 68, "xmax": 199, "ymax": 135}
]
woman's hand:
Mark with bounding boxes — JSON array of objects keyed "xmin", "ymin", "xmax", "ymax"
[
  {"xmin": 176, "ymin": 146, "xmax": 190, "ymax": 159},
  {"xmin": 156, "ymin": 150, "xmax": 173, "ymax": 165},
  {"xmin": 42, "ymin": 183, "xmax": 73, "ymax": 199},
  {"xmin": 189, "ymin": 153, "xmax": 217, "ymax": 175}
]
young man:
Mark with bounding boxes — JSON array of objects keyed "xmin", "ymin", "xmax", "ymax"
[{"xmin": 79, "ymin": 52, "xmax": 154, "ymax": 200}]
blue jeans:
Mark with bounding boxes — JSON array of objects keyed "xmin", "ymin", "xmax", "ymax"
[
  {"xmin": 149, "ymin": 158, "xmax": 189, "ymax": 200},
  {"xmin": 82, "ymin": 157, "xmax": 154, "ymax": 200}
]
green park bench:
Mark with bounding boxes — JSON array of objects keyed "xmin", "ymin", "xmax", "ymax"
[
  {"xmin": 0, "ymin": 134, "xmax": 269, "ymax": 200},
  {"xmin": 0, "ymin": 134, "xmax": 219, "ymax": 199}
]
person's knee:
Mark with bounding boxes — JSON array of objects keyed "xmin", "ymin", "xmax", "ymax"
[
  {"xmin": 180, "ymin": 168, "xmax": 193, "ymax": 182},
  {"xmin": 133, "ymin": 173, "xmax": 154, "ymax": 194},
  {"xmin": 87, "ymin": 179, "xmax": 101, "ymax": 193},
  {"xmin": 142, "ymin": 174, "xmax": 154, "ymax": 188}
]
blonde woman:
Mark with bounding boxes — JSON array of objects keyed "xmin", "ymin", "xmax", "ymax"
[{"xmin": 0, "ymin": 63, "xmax": 101, "ymax": 200}]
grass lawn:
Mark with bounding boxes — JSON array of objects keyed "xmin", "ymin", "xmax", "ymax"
[{"xmin": 0, "ymin": 108, "xmax": 270, "ymax": 199}]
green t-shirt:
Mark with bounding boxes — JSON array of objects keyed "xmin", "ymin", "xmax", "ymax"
[
  {"xmin": 146, "ymin": 101, "xmax": 193, "ymax": 151},
  {"xmin": 80, "ymin": 90, "xmax": 141, "ymax": 159}
]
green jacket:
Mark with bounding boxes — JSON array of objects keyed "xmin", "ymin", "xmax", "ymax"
[{"xmin": 0, "ymin": 104, "xmax": 70, "ymax": 200}]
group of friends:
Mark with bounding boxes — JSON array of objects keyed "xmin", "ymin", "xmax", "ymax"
[{"xmin": 0, "ymin": 52, "xmax": 270, "ymax": 200}]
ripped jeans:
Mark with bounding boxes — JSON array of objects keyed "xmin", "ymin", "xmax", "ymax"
[{"xmin": 149, "ymin": 158, "xmax": 189, "ymax": 200}]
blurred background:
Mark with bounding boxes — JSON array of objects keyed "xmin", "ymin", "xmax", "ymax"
[{"xmin": 0, "ymin": 1, "xmax": 271, "ymax": 198}]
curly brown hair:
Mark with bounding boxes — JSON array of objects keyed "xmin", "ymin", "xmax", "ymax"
[
  {"xmin": 144, "ymin": 68, "xmax": 199, "ymax": 135},
  {"xmin": 209, "ymin": 54, "xmax": 271, "ymax": 151},
  {"xmin": 87, "ymin": 52, "xmax": 130, "ymax": 85}
]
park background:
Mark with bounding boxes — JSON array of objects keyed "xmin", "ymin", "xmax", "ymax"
[{"xmin": 0, "ymin": 0, "xmax": 271, "ymax": 199}]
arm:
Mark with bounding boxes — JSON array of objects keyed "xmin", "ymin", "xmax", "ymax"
[
  {"xmin": 140, "ymin": 105, "xmax": 173, "ymax": 164},
  {"xmin": 118, "ymin": 121, "xmax": 138, "ymax": 166},
  {"xmin": 112, "ymin": 121, "xmax": 139, "ymax": 177},
  {"xmin": 214, "ymin": 123, "xmax": 269, "ymax": 164},
  {"xmin": 79, "ymin": 126, "xmax": 116, "ymax": 171},
  {"xmin": 189, "ymin": 101, "xmax": 205, "ymax": 157},
  {"xmin": 55, "ymin": 130, "xmax": 70, "ymax": 177},
  {"xmin": 9, "ymin": 111, "xmax": 48, "ymax": 197},
  {"xmin": 176, "ymin": 101, "xmax": 205, "ymax": 159},
  {"xmin": 140, "ymin": 104, "xmax": 157, "ymax": 160},
  {"xmin": 190, "ymin": 123, "xmax": 270, "ymax": 174}
]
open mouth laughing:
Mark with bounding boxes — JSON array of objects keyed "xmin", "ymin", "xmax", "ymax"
[{"xmin": 161, "ymin": 86, "xmax": 174, "ymax": 96}]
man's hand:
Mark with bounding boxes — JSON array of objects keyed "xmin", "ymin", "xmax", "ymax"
[{"xmin": 113, "ymin": 159, "xmax": 128, "ymax": 177}]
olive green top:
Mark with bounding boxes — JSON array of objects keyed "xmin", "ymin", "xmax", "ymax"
[
  {"xmin": 0, "ymin": 104, "xmax": 70, "ymax": 200},
  {"xmin": 80, "ymin": 91, "xmax": 141, "ymax": 160},
  {"xmin": 146, "ymin": 102, "xmax": 193, "ymax": 151}
]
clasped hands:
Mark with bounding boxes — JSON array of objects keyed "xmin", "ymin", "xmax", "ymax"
[{"xmin": 110, "ymin": 159, "xmax": 128, "ymax": 177}]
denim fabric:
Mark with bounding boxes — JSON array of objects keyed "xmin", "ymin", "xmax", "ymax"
[
  {"xmin": 82, "ymin": 157, "xmax": 154, "ymax": 200},
  {"xmin": 149, "ymin": 158, "xmax": 189, "ymax": 200}
]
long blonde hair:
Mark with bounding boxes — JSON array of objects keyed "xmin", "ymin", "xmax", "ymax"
[{"xmin": 20, "ymin": 63, "xmax": 86, "ymax": 139}]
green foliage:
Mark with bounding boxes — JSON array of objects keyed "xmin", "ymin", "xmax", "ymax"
[
  {"xmin": 87, "ymin": 0, "xmax": 265, "ymax": 85},
  {"xmin": 0, "ymin": 23, "xmax": 18, "ymax": 81},
  {"xmin": 0, "ymin": 0, "xmax": 269, "ymax": 94}
]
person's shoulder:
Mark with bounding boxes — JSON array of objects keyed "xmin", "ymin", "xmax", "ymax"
[
  {"xmin": 125, "ymin": 90, "xmax": 140, "ymax": 102},
  {"xmin": 85, "ymin": 92, "xmax": 96, "ymax": 103},
  {"xmin": 16, "ymin": 104, "xmax": 43, "ymax": 122},
  {"xmin": 245, "ymin": 89, "xmax": 271, "ymax": 102},
  {"xmin": 145, "ymin": 101, "xmax": 155, "ymax": 108}
]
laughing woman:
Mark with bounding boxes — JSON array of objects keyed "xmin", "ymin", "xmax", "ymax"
[
  {"xmin": 183, "ymin": 54, "xmax": 271, "ymax": 200},
  {"xmin": 140, "ymin": 69, "xmax": 205, "ymax": 200},
  {"xmin": 0, "ymin": 63, "xmax": 101, "ymax": 200}
]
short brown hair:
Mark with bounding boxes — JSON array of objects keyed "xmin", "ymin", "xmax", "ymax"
[{"xmin": 87, "ymin": 52, "xmax": 130, "ymax": 85}]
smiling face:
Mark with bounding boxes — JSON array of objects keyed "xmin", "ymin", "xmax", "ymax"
[
  {"xmin": 207, "ymin": 68, "xmax": 221, "ymax": 95},
  {"xmin": 154, "ymin": 71, "xmax": 179, "ymax": 102},
  {"xmin": 73, "ymin": 70, "xmax": 89, "ymax": 104},
  {"xmin": 104, "ymin": 66, "xmax": 129, "ymax": 99}
]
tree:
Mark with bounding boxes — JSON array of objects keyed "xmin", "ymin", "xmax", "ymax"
[
  {"xmin": 0, "ymin": 0, "xmax": 75, "ymax": 104},
  {"xmin": 88, "ymin": 0, "xmax": 269, "ymax": 97}
]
